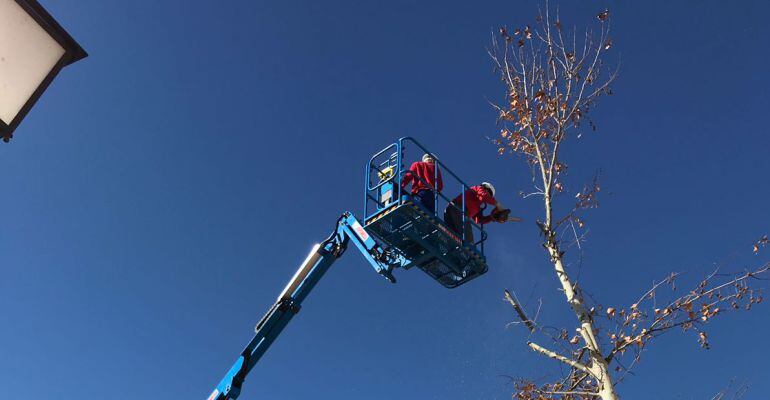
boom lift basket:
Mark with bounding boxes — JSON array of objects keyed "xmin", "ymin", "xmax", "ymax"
[{"xmin": 364, "ymin": 137, "xmax": 488, "ymax": 288}]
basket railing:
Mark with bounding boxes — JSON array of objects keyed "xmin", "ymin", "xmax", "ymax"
[{"xmin": 364, "ymin": 137, "xmax": 487, "ymax": 253}]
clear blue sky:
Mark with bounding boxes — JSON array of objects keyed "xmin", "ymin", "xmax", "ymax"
[{"xmin": 2, "ymin": 1, "xmax": 769, "ymax": 399}]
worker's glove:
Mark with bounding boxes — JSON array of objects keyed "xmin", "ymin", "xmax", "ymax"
[{"xmin": 491, "ymin": 208, "xmax": 511, "ymax": 223}]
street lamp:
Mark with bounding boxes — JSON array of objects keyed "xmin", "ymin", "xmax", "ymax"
[{"xmin": 0, "ymin": 0, "xmax": 87, "ymax": 142}]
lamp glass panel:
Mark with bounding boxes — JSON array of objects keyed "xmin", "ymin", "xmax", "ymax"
[{"xmin": 0, "ymin": 0, "xmax": 66, "ymax": 124}]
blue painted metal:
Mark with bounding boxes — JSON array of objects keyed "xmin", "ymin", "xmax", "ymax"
[
  {"xmin": 208, "ymin": 212, "xmax": 403, "ymax": 400},
  {"xmin": 364, "ymin": 137, "xmax": 489, "ymax": 288}
]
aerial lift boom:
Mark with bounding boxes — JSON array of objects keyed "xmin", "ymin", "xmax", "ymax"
[
  {"xmin": 208, "ymin": 137, "xmax": 496, "ymax": 399},
  {"xmin": 207, "ymin": 212, "xmax": 400, "ymax": 400}
]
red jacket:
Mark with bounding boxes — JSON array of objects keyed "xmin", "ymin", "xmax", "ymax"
[
  {"xmin": 452, "ymin": 185, "xmax": 497, "ymax": 224},
  {"xmin": 401, "ymin": 161, "xmax": 443, "ymax": 194}
]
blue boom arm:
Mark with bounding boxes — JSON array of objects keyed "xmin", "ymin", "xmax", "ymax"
[{"xmin": 207, "ymin": 212, "xmax": 399, "ymax": 400}]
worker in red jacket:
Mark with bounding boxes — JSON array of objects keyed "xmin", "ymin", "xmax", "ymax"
[
  {"xmin": 444, "ymin": 182, "xmax": 507, "ymax": 244},
  {"xmin": 401, "ymin": 153, "xmax": 443, "ymax": 213}
]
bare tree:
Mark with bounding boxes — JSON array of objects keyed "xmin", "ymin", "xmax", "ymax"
[{"xmin": 488, "ymin": 4, "xmax": 768, "ymax": 399}]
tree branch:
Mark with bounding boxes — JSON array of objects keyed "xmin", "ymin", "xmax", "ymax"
[
  {"xmin": 528, "ymin": 341, "xmax": 594, "ymax": 376},
  {"xmin": 505, "ymin": 289, "xmax": 537, "ymax": 332}
]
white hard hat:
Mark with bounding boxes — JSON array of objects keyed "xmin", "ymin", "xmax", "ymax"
[
  {"xmin": 481, "ymin": 182, "xmax": 496, "ymax": 196},
  {"xmin": 421, "ymin": 153, "xmax": 435, "ymax": 162}
]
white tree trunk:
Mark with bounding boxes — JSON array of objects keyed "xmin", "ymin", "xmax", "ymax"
[{"xmin": 546, "ymin": 242, "xmax": 619, "ymax": 400}]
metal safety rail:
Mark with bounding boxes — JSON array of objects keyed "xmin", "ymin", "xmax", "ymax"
[{"xmin": 364, "ymin": 137, "xmax": 487, "ymax": 252}]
